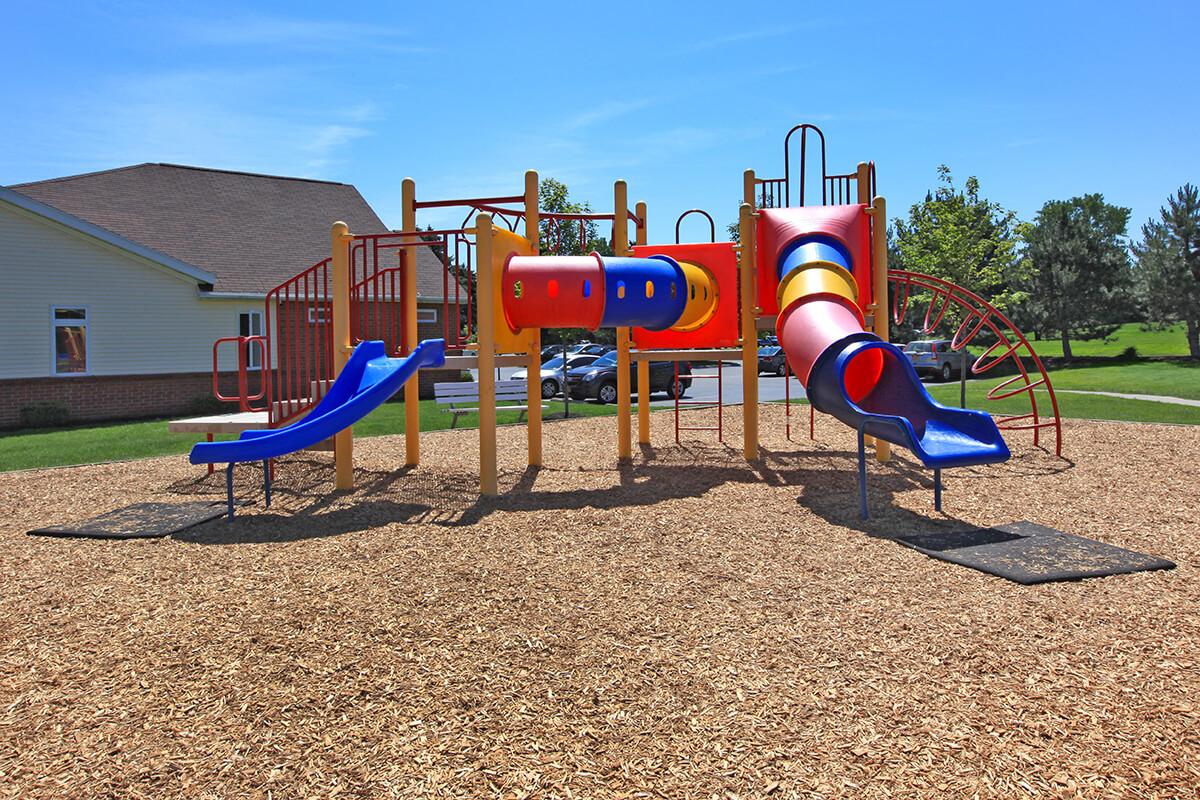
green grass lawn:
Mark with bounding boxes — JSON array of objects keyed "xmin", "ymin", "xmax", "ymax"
[
  {"xmin": 925, "ymin": 382, "xmax": 1200, "ymax": 425},
  {"xmin": 1024, "ymin": 322, "xmax": 1192, "ymax": 358},
  {"xmin": 0, "ymin": 399, "xmax": 619, "ymax": 473},
  {"xmin": 779, "ymin": 383, "xmax": 1200, "ymax": 426},
  {"xmin": 1039, "ymin": 361, "xmax": 1200, "ymax": 401}
]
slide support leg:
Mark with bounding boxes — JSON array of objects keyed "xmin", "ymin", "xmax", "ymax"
[
  {"xmin": 934, "ymin": 468, "xmax": 942, "ymax": 512},
  {"xmin": 226, "ymin": 463, "xmax": 235, "ymax": 522},
  {"xmin": 857, "ymin": 427, "xmax": 869, "ymax": 520},
  {"xmin": 262, "ymin": 460, "xmax": 272, "ymax": 509}
]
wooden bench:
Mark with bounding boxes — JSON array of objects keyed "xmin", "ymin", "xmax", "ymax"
[{"xmin": 434, "ymin": 379, "xmax": 548, "ymax": 428}]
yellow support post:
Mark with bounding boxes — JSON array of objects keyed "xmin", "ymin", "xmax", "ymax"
[
  {"xmin": 635, "ymin": 200, "xmax": 650, "ymax": 445},
  {"xmin": 869, "ymin": 194, "xmax": 891, "ymax": 462},
  {"xmin": 401, "ymin": 178, "xmax": 421, "ymax": 467},
  {"xmin": 331, "ymin": 221, "xmax": 355, "ymax": 489},
  {"xmin": 855, "ymin": 163, "xmax": 877, "ymax": 453},
  {"xmin": 475, "ymin": 214, "xmax": 499, "ymax": 495},
  {"xmin": 524, "ymin": 169, "xmax": 542, "ymax": 467},
  {"xmin": 614, "ymin": 180, "xmax": 632, "ymax": 460},
  {"xmin": 738, "ymin": 200, "xmax": 758, "ymax": 461}
]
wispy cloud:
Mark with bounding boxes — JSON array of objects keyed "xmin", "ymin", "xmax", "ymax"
[
  {"xmin": 561, "ymin": 98, "xmax": 657, "ymax": 131},
  {"xmin": 671, "ymin": 23, "xmax": 826, "ymax": 54},
  {"xmin": 173, "ymin": 13, "xmax": 434, "ymax": 54},
  {"xmin": 14, "ymin": 68, "xmax": 380, "ymax": 180}
]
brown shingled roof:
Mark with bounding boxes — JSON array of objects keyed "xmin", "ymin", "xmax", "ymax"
[{"xmin": 8, "ymin": 163, "xmax": 452, "ymax": 299}]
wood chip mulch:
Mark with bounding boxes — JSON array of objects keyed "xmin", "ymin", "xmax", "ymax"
[{"xmin": 0, "ymin": 407, "xmax": 1196, "ymax": 799}]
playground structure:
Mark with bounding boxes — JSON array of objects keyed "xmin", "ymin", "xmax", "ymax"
[{"xmin": 189, "ymin": 124, "xmax": 1063, "ymax": 518}]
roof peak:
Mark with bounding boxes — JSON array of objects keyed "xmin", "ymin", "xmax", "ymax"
[{"xmin": 8, "ymin": 162, "xmax": 349, "ymax": 189}]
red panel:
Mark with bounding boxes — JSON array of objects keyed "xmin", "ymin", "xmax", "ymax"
[
  {"xmin": 630, "ymin": 242, "xmax": 740, "ymax": 349},
  {"xmin": 756, "ymin": 205, "xmax": 872, "ymax": 317}
]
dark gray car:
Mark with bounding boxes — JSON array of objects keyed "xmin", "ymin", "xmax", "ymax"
[{"xmin": 758, "ymin": 345, "xmax": 788, "ymax": 376}]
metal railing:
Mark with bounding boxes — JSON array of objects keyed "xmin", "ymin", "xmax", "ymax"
[{"xmin": 211, "ymin": 336, "xmax": 267, "ymax": 412}]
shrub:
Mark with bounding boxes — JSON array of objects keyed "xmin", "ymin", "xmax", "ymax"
[
  {"xmin": 1119, "ymin": 346, "xmax": 1139, "ymax": 361},
  {"xmin": 19, "ymin": 401, "xmax": 70, "ymax": 428}
]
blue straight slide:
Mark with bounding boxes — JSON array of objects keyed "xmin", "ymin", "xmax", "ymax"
[
  {"xmin": 190, "ymin": 338, "xmax": 446, "ymax": 466},
  {"xmin": 805, "ymin": 336, "xmax": 1010, "ymax": 470}
]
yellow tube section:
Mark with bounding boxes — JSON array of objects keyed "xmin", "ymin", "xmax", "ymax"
[
  {"xmin": 777, "ymin": 259, "xmax": 858, "ymax": 315},
  {"xmin": 671, "ymin": 260, "xmax": 719, "ymax": 332}
]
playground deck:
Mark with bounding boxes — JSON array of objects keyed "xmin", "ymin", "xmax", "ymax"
[{"xmin": 0, "ymin": 406, "xmax": 1196, "ymax": 798}]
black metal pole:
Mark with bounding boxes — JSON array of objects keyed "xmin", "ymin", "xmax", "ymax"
[
  {"xmin": 959, "ymin": 348, "xmax": 967, "ymax": 408},
  {"xmin": 562, "ymin": 341, "xmax": 570, "ymax": 419}
]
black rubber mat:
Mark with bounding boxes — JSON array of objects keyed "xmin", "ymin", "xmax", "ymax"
[
  {"xmin": 28, "ymin": 502, "xmax": 227, "ymax": 540},
  {"xmin": 897, "ymin": 521, "xmax": 1175, "ymax": 585}
]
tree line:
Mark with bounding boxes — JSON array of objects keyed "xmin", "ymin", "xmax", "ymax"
[{"xmin": 889, "ymin": 167, "xmax": 1200, "ymax": 360}]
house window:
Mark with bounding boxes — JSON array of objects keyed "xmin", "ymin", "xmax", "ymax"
[
  {"xmin": 417, "ymin": 307, "xmax": 438, "ymax": 324},
  {"xmin": 52, "ymin": 307, "xmax": 88, "ymax": 375},
  {"xmin": 308, "ymin": 307, "xmax": 329, "ymax": 325},
  {"xmin": 239, "ymin": 311, "xmax": 263, "ymax": 369}
]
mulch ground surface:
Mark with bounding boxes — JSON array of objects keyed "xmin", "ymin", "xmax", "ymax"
[{"xmin": 0, "ymin": 407, "xmax": 1196, "ymax": 799}]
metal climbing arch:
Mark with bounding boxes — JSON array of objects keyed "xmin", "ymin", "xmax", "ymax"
[{"xmin": 888, "ymin": 269, "xmax": 1063, "ymax": 456}]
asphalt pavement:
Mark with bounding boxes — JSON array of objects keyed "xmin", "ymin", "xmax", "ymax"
[{"xmin": 472, "ymin": 363, "xmax": 807, "ymax": 408}]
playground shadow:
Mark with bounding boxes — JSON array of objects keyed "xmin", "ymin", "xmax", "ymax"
[{"xmin": 166, "ymin": 444, "xmax": 1072, "ymax": 545}]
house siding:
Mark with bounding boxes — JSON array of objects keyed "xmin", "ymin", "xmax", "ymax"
[{"xmin": 0, "ymin": 201, "xmax": 261, "ymax": 379}]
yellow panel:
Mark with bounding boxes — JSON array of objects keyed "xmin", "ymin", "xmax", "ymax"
[{"xmin": 490, "ymin": 226, "xmax": 537, "ymax": 354}]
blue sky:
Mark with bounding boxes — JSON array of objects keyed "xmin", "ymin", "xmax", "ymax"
[{"xmin": 3, "ymin": 1, "xmax": 1197, "ymax": 241}]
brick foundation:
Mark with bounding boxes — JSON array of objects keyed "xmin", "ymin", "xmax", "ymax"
[{"xmin": 1, "ymin": 365, "xmax": 469, "ymax": 430}]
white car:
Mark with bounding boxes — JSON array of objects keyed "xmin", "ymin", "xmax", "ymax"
[{"xmin": 511, "ymin": 353, "xmax": 601, "ymax": 399}]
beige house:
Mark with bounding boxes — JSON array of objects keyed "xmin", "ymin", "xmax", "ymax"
[{"xmin": 0, "ymin": 164, "xmax": 458, "ymax": 428}]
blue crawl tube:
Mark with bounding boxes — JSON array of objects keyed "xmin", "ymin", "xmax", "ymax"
[
  {"xmin": 777, "ymin": 234, "xmax": 853, "ymax": 283},
  {"xmin": 599, "ymin": 255, "xmax": 688, "ymax": 330}
]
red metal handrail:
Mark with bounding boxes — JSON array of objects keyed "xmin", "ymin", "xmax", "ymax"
[
  {"xmin": 756, "ymin": 123, "xmax": 877, "ymax": 210},
  {"xmin": 212, "ymin": 336, "xmax": 267, "ymax": 412},
  {"xmin": 264, "ymin": 257, "xmax": 333, "ymax": 426},
  {"xmin": 888, "ymin": 269, "xmax": 1063, "ymax": 455},
  {"xmin": 675, "ymin": 360, "xmax": 723, "ymax": 443},
  {"xmin": 674, "ymin": 209, "xmax": 716, "ymax": 244}
]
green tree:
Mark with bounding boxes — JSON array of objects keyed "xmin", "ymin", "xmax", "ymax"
[
  {"xmin": 538, "ymin": 178, "xmax": 613, "ymax": 257},
  {"xmin": 1019, "ymin": 194, "xmax": 1134, "ymax": 360},
  {"xmin": 536, "ymin": 178, "xmax": 615, "ymax": 344},
  {"xmin": 890, "ymin": 166, "xmax": 1027, "ymax": 309},
  {"xmin": 1134, "ymin": 184, "xmax": 1200, "ymax": 358}
]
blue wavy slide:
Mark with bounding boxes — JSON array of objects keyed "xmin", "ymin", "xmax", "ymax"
[
  {"xmin": 190, "ymin": 338, "xmax": 446, "ymax": 466},
  {"xmin": 805, "ymin": 336, "xmax": 1010, "ymax": 470}
]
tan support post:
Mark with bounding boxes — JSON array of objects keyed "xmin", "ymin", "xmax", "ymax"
[
  {"xmin": 743, "ymin": 168, "xmax": 756, "ymax": 207},
  {"xmin": 524, "ymin": 169, "xmax": 542, "ymax": 467},
  {"xmin": 475, "ymin": 214, "xmax": 498, "ymax": 494},
  {"xmin": 855, "ymin": 163, "xmax": 877, "ymax": 450},
  {"xmin": 635, "ymin": 200, "xmax": 650, "ymax": 445},
  {"xmin": 401, "ymin": 178, "xmax": 421, "ymax": 466},
  {"xmin": 870, "ymin": 195, "xmax": 891, "ymax": 463},
  {"xmin": 331, "ymin": 221, "xmax": 354, "ymax": 489},
  {"xmin": 614, "ymin": 180, "xmax": 632, "ymax": 460},
  {"xmin": 738, "ymin": 202, "xmax": 758, "ymax": 460}
]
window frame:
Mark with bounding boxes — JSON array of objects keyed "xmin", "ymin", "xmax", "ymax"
[
  {"xmin": 416, "ymin": 307, "xmax": 438, "ymax": 325},
  {"xmin": 50, "ymin": 305, "xmax": 90, "ymax": 377},
  {"xmin": 238, "ymin": 310, "xmax": 264, "ymax": 370}
]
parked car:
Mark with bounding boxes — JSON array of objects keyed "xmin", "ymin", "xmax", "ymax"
[
  {"xmin": 566, "ymin": 351, "xmax": 692, "ymax": 403},
  {"xmin": 571, "ymin": 342, "xmax": 615, "ymax": 356},
  {"xmin": 512, "ymin": 353, "xmax": 600, "ymax": 398},
  {"xmin": 903, "ymin": 339, "xmax": 972, "ymax": 381},
  {"xmin": 758, "ymin": 345, "xmax": 788, "ymax": 376}
]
